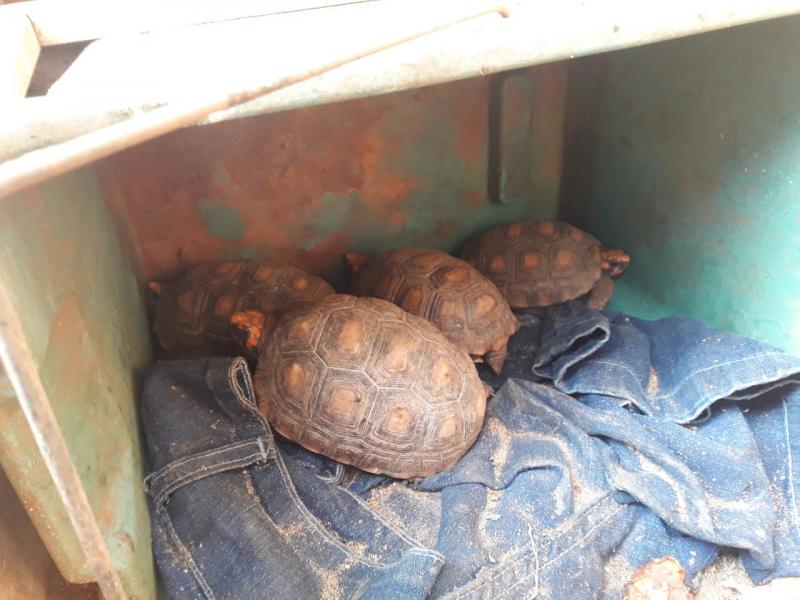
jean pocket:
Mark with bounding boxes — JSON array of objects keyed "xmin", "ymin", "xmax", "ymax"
[{"xmin": 148, "ymin": 432, "xmax": 443, "ymax": 600}]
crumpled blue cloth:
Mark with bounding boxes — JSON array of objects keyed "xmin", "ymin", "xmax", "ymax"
[
  {"xmin": 141, "ymin": 302, "xmax": 800, "ymax": 599},
  {"xmin": 532, "ymin": 301, "xmax": 800, "ymax": 422},
  {"xmin": 531, "ymin": 301, "xmax": 800, "ymax": 585}
]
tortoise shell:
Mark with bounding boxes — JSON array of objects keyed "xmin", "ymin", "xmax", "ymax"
[
  {"xmin": 348, "ymin": 249, "xmax": 518, "ymax": 371},
  {"xmin": 460, "ymin": 221, "xmax": 603, "ymax": 308},
  {"xmin": 153, "ymin": 260, "xmax": 334, "ymax": 355},
  {"xmin": 254, "ymin": 294, "xmax": 487, "ymax": 479}
]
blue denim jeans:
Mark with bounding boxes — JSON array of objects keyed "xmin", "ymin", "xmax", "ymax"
[
  {"xmin": 142, "ymin": 357, "xmax": 447, "ymax": 599},
  {"xmin": 531, "ymin": 302, "xmax": 800, "ymax": 585},
  {"xmin": 141, "ymin": 302, "xmax": 800, "ymax": 599}
]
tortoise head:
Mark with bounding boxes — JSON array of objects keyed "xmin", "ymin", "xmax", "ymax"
[
  {"xmin": 230, "ymin": 310, "xmax": 275, "ymax": 353},
  {"xmin": 600, "ymin": 248, "xmax": 630, "ymax": 278},
  {"xmin": 343, "ymin": 252, "xmax": 369, "ymax": 282},
  {"xmin": 146, "ymin": 281, "xmax": 164, "ymax": 306}
]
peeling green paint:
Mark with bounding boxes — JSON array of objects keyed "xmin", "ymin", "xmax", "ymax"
[
  {"xmin": 212, "ymin": 167, "xmax": 235, "ymax": 188},
  {"xmin": 294, "ymin": 69, "xmax": 565, "ymax": 282},
  {"xmin": 575, "ymin": 15, "xmax": 800, "ymax": 353},
  {"xmin": 303, "ymin": 191, "xmax": 361, "ymax": 249},
  {"xmin": 0, "ymin": 168, "xmax": 154, "ymax": 598},
  {"xmin": 196, "ymin": 197, "xmax": 245, "ymax": 241}
]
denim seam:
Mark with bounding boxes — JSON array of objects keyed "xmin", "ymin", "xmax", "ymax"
[
  {"xmin": 337, "ymin": 485, "xmax": 445, "ymax": 564},
  {"xmin": 442, "ymin": 547, "xmax": 537, "ymax": 600},
  {"xmin": 535, "ymin": 321, "xmax": 608, "ymax": 362},
  {"xmin": 228, "ymin": 357, "xmax": 258, "ymax": 410},
  {"xmin": 493, "ymin": 536, "xmax": 541, "ymax": 600},
  {"xmin": 270, "ymin": 451, "xmax": 441, "ymax": 568},
  {"xmin": 245, "ymin": 397, "xmax": 442, "ymax": 566},
  {"xmin": 172, "ymin": 361, "xmax": 442, "ymax": 572},
  {"xmin": 566, "ymin": 353, "xmax": 796, "ymax": 420},
  {"xmin": 152, "ymin": 452, "xmax": 269, "ymax": 506},
  {"xmin": 539, "ymin": 317, "xmax": 608, "ymax": 344},
  {"xmin": 145, "ymin": 439, "xmax": 267, "ymax": 490},
  {"xmin": 249, "ymin": 412, "xmax": 386, "ymax": 564},
  {"xmin": 146, "ymin": 440, "xmax": 262, "ymax": 481},
  {"xmin": 148, "ymin": 446, "xmax": 265, "ymax": 487},
  {"xmin": 318, "ymin": 463, "xmax": 344, "ymax": 485},
  {"xmin": 497, "ymin": 571, "xmax": 538, "ymax": 600},
  {"xmin": 585, "ymin": 352, "xmax": 791, "ymax": 401},
  {"xmin": 729, "ymin": 378, "xmax": 800, "ymax": 399},
  {"xmin": 784, "ymin": 398, "xmax": 799, "ymax": 532},
  {"xmin": 236, "ymin": 390, "xmax": 445, "ymax": 568},
  {"xmin": 157, "ymin": 506, "xmax": 216, "ymax": 600},
  {"xmin": 539, "ymin": 503, "xmax": 627, "ymax": 570},
  {"xmin": 444, "ymin": 496, "xmax": 623, "ymax": 599}
]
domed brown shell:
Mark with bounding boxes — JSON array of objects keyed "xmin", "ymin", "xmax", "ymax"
[
  {"xmin": 460, "ymin": 221, "xmax": 602, "ymax": 308},
  {"xmin": 254, "ymin": 294, "xmax": 487, "ymax": 479},
  {"xmin": 153, "ymin": 260, "xmax": 334, "ymax": 355},
  {"xmin": 349, "ymin": 249, "xmax": 518, "ymax": 363}
]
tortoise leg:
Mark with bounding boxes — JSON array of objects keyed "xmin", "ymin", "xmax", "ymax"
[
  {"xmin": 485, "ymin": 344, "xmax": 508, "ymax": 375},
  {"xmin": 586, "ymin": 275, "xmax": 614, "ymax": 311}
]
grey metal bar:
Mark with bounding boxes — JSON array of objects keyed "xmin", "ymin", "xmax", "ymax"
[
  {"xmin": 4, "ymin": 0, "xmax": 800, "ymax": 163},
  {"xmin": 0, "ymin": 3, "xmax": 509, "ymax": 200}
]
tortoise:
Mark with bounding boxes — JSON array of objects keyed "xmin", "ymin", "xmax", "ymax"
[
  {"xmin": 460, "ymin": 221, "xmax": 630, "ymax": 310},
  {"xmin": 344, "ymin": 248, "xmax": 519, "ymax": 374},
  {"xmin": 231, "ymin": 294, "xmax": 488, "ymax": 479},
  {"xmin": 149, "ymin": 260, "xmax": 334, "ymax": 356}
]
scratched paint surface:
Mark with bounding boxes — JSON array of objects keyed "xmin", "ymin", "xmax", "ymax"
[
  {"xmin": 566, "ymin": 16, "xmax": 800, "ymax": 353},
  {"xmin": 99, "ymin": 64, "xmax": 567, "ymax": 288},
  {"xmin": 0, "ymin": 168, "xmax": 154, "ymax": 598}
]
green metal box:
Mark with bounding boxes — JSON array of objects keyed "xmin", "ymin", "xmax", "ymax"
[{"xmin": 1, "ymin": 12, "xmax": 799, "ymax": 598}]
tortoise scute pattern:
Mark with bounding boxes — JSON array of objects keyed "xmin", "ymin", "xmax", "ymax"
[
  {"xmin": 350, "ymin": 249, "xmax": 517, "ymax": 356},
  {"xmin": 461, "ymin": 221, "xmax": 603, "ymax": 308},
  {"xmin": 155, "ymin": 260, "xmax": 334, "ymax": 353},
  {"xmin": 256, "ymin": 294, "xmax": 487, "ymax": 479}
]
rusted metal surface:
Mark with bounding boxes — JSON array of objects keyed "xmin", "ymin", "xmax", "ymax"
[
  {"xmin": 99, "ymin": 64, "xmax": 566, "ymax": 287},
  {"xmin": 0, "ymin": 3, "xmax": 508, "ymax": 199},
  {"xmin": 3, "ymin": 0, "xmax": 800, "ymax": 161},
  {"xmin": 489, "ymin": 70, "xmax": 534, "ymax": 204},
  {"xmin": 0, "ymin": 168, "xmax": 154, "ymax": 598},
  {"xmin": 624, "ymin": 557, "xmax": 694, "ymax": 600},
  {"xmin": 0, "ymin": 467, "xmax": 98, "ymax": 599},
  {"xmin": 0, "ymin": 272, "xmax": 127, "ymax": 599}
]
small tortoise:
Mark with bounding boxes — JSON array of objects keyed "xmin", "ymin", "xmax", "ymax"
[
  {"xmin": 344, "ymin": 249, "xmax": 519, "ymax": 374},
  {"xmin": 231, "ymin": 294, "xmax": 487, "ymax": 479},
  {"xmin": 460, "ymin": 221, "xmax": 630, "ymax": 310},
  {"xmin": 149, "ymin": 260, "xmax": 334, "ymax": 356}
]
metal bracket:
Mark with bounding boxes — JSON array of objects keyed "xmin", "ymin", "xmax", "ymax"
[{"xmin": 489, "ymin": 70, "xmax": 535, "ymax": 205}]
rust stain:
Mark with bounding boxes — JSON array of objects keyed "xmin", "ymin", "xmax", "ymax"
[
  {"xmin": 98, "ymin": 86, "xmax": 426, "ymax": 282},
  {"xmin": 465, "ymin": 191, "xmax": 484, "ymax": 207},
  {"xmin": 434, "ymin": 219, "xmax": 457, "ymax": 240},
  {"xmin": 390, "ymin": 211, "xmax": 408, "ymax": 226},
  {"xmin": 451, "ymin": 76, "xmax": 489, "ymax": 172},
  {"xmin": 624, "ymin": 557, "xmax": 694, "ymax": 600},
  {"xmin": 96, "ymin": 69, "xmax": 562, "ymax": 287},
  {"xmin": 529, "ymin": 63, "xmax": 568, "ymax": 187}
]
